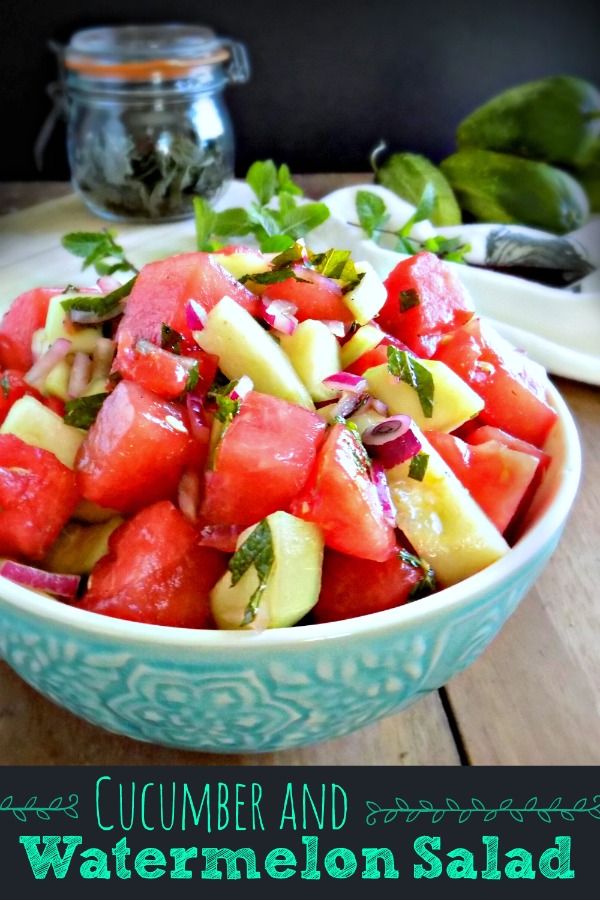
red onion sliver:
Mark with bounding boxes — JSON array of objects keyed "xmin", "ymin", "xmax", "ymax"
[
  {"xmin": 365, "ymin": 395, "xmax": 389, "ymax": 417},
  {"xmin": 186, "ymin": 299, "xmax": 207, "ymax": 331},
  {"xmin": 321, "ymin": 319, "xmax": 347, "ymax": 338},
  {"xmin": 97, "ymin": 275, "xmax": 122, "ymax": 293},
  {"xmin": 177, "ymin": 468, "xmax": 202, "ymax": 525},
  {"xmin": 186, "ymin": 394, "xmax": 211, "ymax": 444},
  {"xmin": 322, "ymin": 371, "xmax": 367, "ymax": 394},
  {"xmin": 25, "ymin": 337, "xmax": 72, "ymax": 389},
  {"xmin": 330, "ymin": 391, "xmax": 365, "ymax": 420},
  {"xmin": 229, "ymin": 375, "xmax": 254, "ymax": 402},
  {"xmin": 0, "ymin": 560, "xmax": 80, "ymax": 600},
  {"xmin": 67, "ymin": 351, "xmax": 92, "ymax": 399},
  {"xmin": 370, "ymin": 460, "xmax": 398, "ymax": 526},
  {"xmin": 69, "ymin": 305, "xmax": 125, "ymax": 325},
  {"xmin": 198, "ymin": 523, "xmax": 246, "ymax": 553},
  {"xmin": 363, "ymin": 415, "xmax": 422, "ymax": 468},
  {"xmin": 261, "ymin": 298, "xmax": 298, "ymax": 335},
  {"xmin": 91, "ymin": 337, "xmax": 116, "ymax": 382}
]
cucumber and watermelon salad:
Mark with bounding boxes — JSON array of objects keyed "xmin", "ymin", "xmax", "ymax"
[{"xmin": 0, "ymin": 243, "xmax": 557, "ymax": 629}]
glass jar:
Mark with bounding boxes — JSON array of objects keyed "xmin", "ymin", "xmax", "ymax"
[{"xmin": 55, "ymin": 24, "xmax": 250, "ymax": 223}]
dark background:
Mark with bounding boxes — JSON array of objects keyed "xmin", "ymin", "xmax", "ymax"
[{"xmin": 2, "ymin": 0, "xmax": 599, "ymax": 181}]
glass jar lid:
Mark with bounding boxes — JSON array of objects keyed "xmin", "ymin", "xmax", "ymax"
[{"xmin": 62, "ymin": 23, "xmax": 249, "ymax": 84}]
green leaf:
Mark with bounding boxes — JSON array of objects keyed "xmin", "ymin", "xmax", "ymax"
[
  {"xmin": 1, "ymin": 374, "xmax": 10, "ymax": 399},
  {"xmin": 193, "ymin": 196, "xmax": 218, "ymax": 250},
  {"xmin": 247, "ymin": 202, "xmax": 283, "ymax": 238},
  {"xmin": 161, "ymin": 323, "xmax": 183, "ymax": 354},
  {"xmin": 260, "ymin": 234, "xmax": 295, "ymax": 253},
  {"xmin": 184, "ymin": 363, "xmax": 200, "ymax": 393},
  {"xmin": 399, "ymin": 549, "xmax": 436, "ymax": 599},
  {"xmin": 308, "ymin": 248, "xmax": 363, "ymax": 291},
  {"xmin": 399, "ymin": 288, "xmax": 421, "ymax": 311},
  {"xmin": 397, "ymin": 182, "xmax": 436, "ymax": 238},
  {"xmin": 228, "ymin": 518, "xmax": 275, "ymax": 625},
  {"xmin": 387, "ymin": 346, "xmax": 435, "ymax": 418},
  {"xmin": 246, "ymin": 160, "xmax": 278, "ymax": 205},
  {"xmin": 240, "ymin": 269, "xmax": 308, "ymax": 286},
  {"xmin": 213, "ymin": 207, "xmax": 254, "ymax": 237},
  {"xmin": 277, "ymin": 163, "xmax": 304, "ymax": 196},
  {"xmin": 63, "ymin": 393, "xmax": 109, "ymax": 430},
  {"xmin": 207, "ymin": 380, "xmax": 243, "ymax": 424},
  {"xmin": 270, "ymin": 243, "xmax": 307, "ymax": 269},
  {"xmin": 408, "ymin": 451, "xmax": 429, "ymax": 482},
  {"xmin": 61, "ymin": 231, "xmax": 137, "ymax": 275},
  {"xmin": 61, "ymin": 276, "xmax": 137, "ymax": 319},
  {"xmin": 278, "ymin": 201, "xmax": 330, "ymax": 238},
  {"xmin": 355, "ymin": 190, "xmax": 389, "ymax": 238}
]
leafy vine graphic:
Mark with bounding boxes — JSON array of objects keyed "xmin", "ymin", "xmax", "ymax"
[
  {"xmin": 366, "ymin": 796, "xmax": 600, "ymax": 825},
  {"xmin": 0, "ymin": 794, "xmax": 79, "ymax": 822}
]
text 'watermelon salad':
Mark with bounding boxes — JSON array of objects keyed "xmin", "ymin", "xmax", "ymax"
[{"xmin": 0, "ymin": 239, "xmax": 558, "ymax": 630}]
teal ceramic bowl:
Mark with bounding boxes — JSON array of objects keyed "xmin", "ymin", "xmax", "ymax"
[{"xmin": 0, "ymin": 383, "xmax": 580, "ymax": 753}]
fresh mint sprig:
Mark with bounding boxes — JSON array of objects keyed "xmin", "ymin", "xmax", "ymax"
[
  {"xmin": 193, "ymin": 160, "xmax": 330, "ymax": 253},
  {"xmin": 354, "ymin": 188, "xmax": 471, "ymax": 263},
  {"xmin": 61, "ymin": 231, "xmax": 139, "ymax": 276}
]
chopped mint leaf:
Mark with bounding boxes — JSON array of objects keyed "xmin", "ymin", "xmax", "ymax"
[
  {"xmin": 239, "ymin": 268, "xmax": 308, "ymax": 286},
  {"xmin": 408, "ymin": 451, "xmax": 429, "ymax": 481},
  {"xmin": 400, "ymin": 288, "xmax": 421, "ymax": 311},
  {"xmin": 1, "ymin": 374, "xmax": 10, "ymax": 399},
  {"xmin": 399, "ymin": 548, "xmax": 437, "ymax": 599},
  {"xmin": 161, "ymin": 323, "xmax": 183, "ymax": 355},
  {"xmin": 387, "ymin": 346, "xmax": 434, "ymax": 418},
  {"xmin": 270, "ymin": 243, "xmax": 306, "ymax": 269},
  {"xmin": 228, "ymin": 518, "xmax": 275, "ymax": 626},
  {"xmin": 207, "ymin": 380, "xmax": 242, "ymax": 424},
  {"xmin": 61, "ymin": 230, "xmax": 138, "ymax": 276},
  {"xmin": 63, "ymin": 393, "xmax": 109, "ymax": 430},
  {"xmin": 356, "ymin": 190, "xmax": 389, "ymax": 238},
  {"xmin": 184, "ymin": 362, "xmax": 200, "ymax": 393},
  {"xmin": 61, "ymin": 276, "xmax": 136, "ymax": 319}
]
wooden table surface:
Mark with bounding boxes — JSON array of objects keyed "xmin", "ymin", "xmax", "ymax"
[{"xmin": 0, "ymin": 177, "xmax": 598, "ymax": 767}]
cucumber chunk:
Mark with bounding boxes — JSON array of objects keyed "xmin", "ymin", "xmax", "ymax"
[
  {"xmin": 210, "ymin": 511, "xmax": 324, "ymax": 630},
  {"xmin": 386, "ymin": 426, "xmax": 509, "ymax": 587},
  {"xmin": 193, "ymin": 295, "xmax": 314, "ymax": 409},
  {"xmin": 0, "ymin": 395, "xmax": 85, "ymax": 468}
]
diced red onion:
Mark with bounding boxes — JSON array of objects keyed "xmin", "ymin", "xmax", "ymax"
[
  {"xmin": 198, "ymin": 523, "xmax": 246, "ymax": 553},
  {"xmin": 186, "ymin": 299, "xmax": 207, "ymax": 331},
  {"xmin": 69, "ymin": 306, "xmax": 125, "ymax": 325},
  {"xmin": 96, "ymin": 275, "xmax": 122, "ymax": 293},
  {"xmin": 67, "ymin": 351, "xmax": 92, "ymax": 399},
  {"xmin": 370, "ymin": 460, "xmax": 398, "ymax": 526},
  {"xmin": 322, "ymin": 370, "xmax": 367, "ymax": 394},
  {"xmin": 229, "ymin": 375, "xmax": 253, "ymax": 401},
  {"xmin": 330, "ymin": 391, "xmax": 365, "ymax": 420},
  {"xmin": 25, "ymin": 337, "xmax": 72, "ymax": 389},
  {"xmin": 0, "ymin": 560, "xmax": 80, "ymax": 600},
  {"xmin": 177, "ymin": 468, "xmax": 202, "ymax": 525},
  {"xmin": 91, "ymin": 337, "xmax": 116, "ymax": 381},
  {"xmin": 261, "ymin": 298, "xmax": 298, "ymax": 335},
  {"xmin": 362, "ymin": 414, "xmax": 422, "ymax": 469},
  {"xmin": 364, "ymin": 395, "xmax": 389, "ymax": 417},
  {"xmin": 321, "ymin": 319, "xmax": 347, "ymax": 337},
  {"xmin": 185, "ymin": 394, "xmax": 211, "ymax": 444}
]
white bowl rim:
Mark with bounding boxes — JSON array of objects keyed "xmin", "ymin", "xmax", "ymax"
[{"xmin": 0, "ymin": 380, "xmax": 581, "ymax": 651}]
